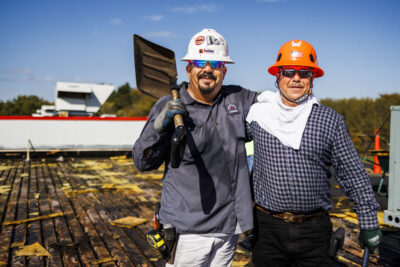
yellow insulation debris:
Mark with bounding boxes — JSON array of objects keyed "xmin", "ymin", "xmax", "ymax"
[
  {"xmin": 16, "ymin": 242, "xmax": 51, "ymax": 257},
  {"xmin": 232, "ymin": 261, "xmax": 251, "ymax": 267},
  {"xmin": 11, "ymin": 242, "xmax": 25, "ymax": 248},
  {"xmin": 91, "ymin": 256, "xmax": 117, "ymax": 265},
  {"xmin": 135, "ymin": 173, "xmax": 163, "ymax": 180},
  {"xmin": 3, "ymin": 212, "xmax": 64, "ymax": 225},
  {"xmin": 110, "ymin": 216, "xmax": 148, "ymax": 228},
  {"xmin": 0, "ymin": 166, "xmax": 14, "ymax": 171},
  {"xmin": 0, "ymin": 185, "xmax": 11, "ymax": 194},
  {"xmin": 115, "ymin": 184, "xmax": 144, "ymax": 194}
]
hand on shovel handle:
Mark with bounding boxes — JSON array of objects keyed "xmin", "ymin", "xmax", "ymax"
[{"xmin": 171, "ymin": 89, "xmax": 184, "ymax": 128}]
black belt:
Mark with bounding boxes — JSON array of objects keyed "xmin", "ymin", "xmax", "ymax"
[{"xmin": 256, "ymin": 205, "xmax": 328, "ymax": 223}]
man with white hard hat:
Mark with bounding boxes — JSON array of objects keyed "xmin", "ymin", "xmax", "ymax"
[
  {"xmin": 246, "ymin": 40, "xmax": 381, "ymax": 266},
  {"xmin": 133, "ymin": 29, "xmax": 257, "ymax": 266}
]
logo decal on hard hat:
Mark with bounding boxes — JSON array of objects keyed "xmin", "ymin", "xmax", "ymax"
[
  {"xmin": 195, "ymin": 36, "xmax": 205, "ymax": 45},
  {"xmin": 291, "ymin": 51, "xmax": 303, "ymax": 58},
  {"xmin": 181, "ymin": 29, "xmax": 234, "ymax": 63},
  {"xmin": 292, "ymin": 40, "xmax": 302, "ymax": 47},
  {"xmin": 206, "ymin": 35, "xmax": 220, "ymax": 45}
]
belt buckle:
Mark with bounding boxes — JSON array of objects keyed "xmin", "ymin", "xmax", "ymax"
[{"xmin": 282, "ymin": 212, "xmax": 295, "ymax": 223}]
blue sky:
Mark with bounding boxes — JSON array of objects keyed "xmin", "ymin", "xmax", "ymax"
[{"xmin": 1, "ymin": 0, "xmax": 399, "ymax": 102}]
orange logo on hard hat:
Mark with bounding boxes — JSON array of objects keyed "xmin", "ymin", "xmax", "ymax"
[
  {"xmin": 195, "ymin": 36, "xmax": 205, "ymax": 45},
  {"xmin": 199, "ymin": 49, "xmax": 204, "ymax": 54}
]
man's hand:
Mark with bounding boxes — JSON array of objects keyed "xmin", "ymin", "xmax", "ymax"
[
  {"xmin": 359, "ymin": 228, "xmax": 382, "ymax": 253},
  {"xmin": 154, "ymin": 100, "xmax": 187, "ymax": 133}
]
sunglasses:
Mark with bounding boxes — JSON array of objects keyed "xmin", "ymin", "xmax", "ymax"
[
  {"xmin": 190, "ymin": 60, "xmax": 225, "ymax": 68},
  {"xmin": 280, "ymin": 69, "xmax": 313, "ymax": 79}
]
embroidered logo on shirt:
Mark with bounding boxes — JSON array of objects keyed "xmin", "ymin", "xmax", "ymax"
[{"xmin": 227, "ymin": 104, "xmax": 239, "ymax": 114}]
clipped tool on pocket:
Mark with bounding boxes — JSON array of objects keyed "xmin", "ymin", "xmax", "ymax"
[
  {"xmin": 146, "ymin": 228, "xmax": 168, "ymax": 257},
  {"xmin": 146, "ymin": 204, "xmax": 178, "ymax": 263},
  {"xmin": 328, "ymin": 227, "xmax": 345, "ymax": 259}
]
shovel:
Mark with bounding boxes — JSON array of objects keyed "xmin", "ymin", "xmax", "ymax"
[
  {"xmin": 362, "ymin": 247, "xmax": 369, "ymax": 267},
  {"xmin": 133, "ymin": 34, "xmax": 186, "ymax": 168}
]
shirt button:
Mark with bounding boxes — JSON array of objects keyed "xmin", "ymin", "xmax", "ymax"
[{"xmin": 216, "ymin": 122, "xmax": 219, "ymax": 126}]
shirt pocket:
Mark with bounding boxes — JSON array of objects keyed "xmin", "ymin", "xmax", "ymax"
[{"xmin": 229, "ymin": 115, "xmax": 246, "ymax": 141}]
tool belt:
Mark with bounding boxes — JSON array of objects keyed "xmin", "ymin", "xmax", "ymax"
[
  {"xmin": 256, "ymin": 205, "xmax": 327, "ymax": 223},
  {"xmin": 146, "ymin": 224, "xmax": 179, "ymax": 264}
]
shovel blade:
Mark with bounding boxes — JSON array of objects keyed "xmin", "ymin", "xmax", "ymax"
[{"xmin": 134, "ymin": 34, "xmax": 178, "ymax": 99}]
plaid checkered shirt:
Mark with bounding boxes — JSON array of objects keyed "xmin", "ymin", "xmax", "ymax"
[{"xmin": 248, "ymin": 104, "xmax": 380, "ymax": 230}]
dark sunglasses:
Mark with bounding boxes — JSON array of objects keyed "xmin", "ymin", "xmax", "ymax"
[
  {"xmin": 190, "ymin": 60, "xmax": 225, "ymax": 68},
  {"xmin": 280, "ymin": 69, "xmax": 313, "ymax": 79}
]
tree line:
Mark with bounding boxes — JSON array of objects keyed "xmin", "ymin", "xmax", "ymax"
[
  {"xmin": 1, "ymin": 83, "xmax": 399, "ymax": 153},
  {"xmin": 320, "ymin": 93, "xmax": 400, "ymax": 153}
]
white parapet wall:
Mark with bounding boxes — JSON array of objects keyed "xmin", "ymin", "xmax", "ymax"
[{"xmin": 0, "ymin": 116, "xmax": 147, "ymax": 151}]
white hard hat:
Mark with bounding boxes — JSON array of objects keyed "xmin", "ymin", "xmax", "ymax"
[{"xmin": 182, "ymin": 29, "xmax": 234, "ymax": 63}]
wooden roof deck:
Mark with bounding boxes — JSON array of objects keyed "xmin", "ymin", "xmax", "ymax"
[{"xmin": 0, "ymin": 155, "xmax": 393, "ymax": 266}]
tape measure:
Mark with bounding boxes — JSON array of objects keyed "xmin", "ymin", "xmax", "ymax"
[{"xmin": 146, "ymin": 229, "xmax": 167, "ymax": 252}]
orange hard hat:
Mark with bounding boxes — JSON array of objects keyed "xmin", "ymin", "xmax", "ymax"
[{"xmin": 268, "ymin": 40, "xmax": 324, "ymax": 78}]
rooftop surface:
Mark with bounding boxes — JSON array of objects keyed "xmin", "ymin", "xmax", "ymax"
[{"xmin": 0, "ymin": 155, "xmax": 397, "ymax": 266}]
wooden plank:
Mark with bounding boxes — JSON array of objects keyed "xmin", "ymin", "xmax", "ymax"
[
  {"xmin": 50, "ymin": 163, "xmax": 97, "ymax": 266},
  {"xmin": 27, "ymin": 161, "xmax": 45, "ymax": 266},
  {"xmin": 37, "ymin": 162, "xmax": 64, "ymax": 266},
  {"xmin": 57, "ymin": 162, "xmax": 117, "ymax": 267},
  {"xmin": 91, "ymin": 190, "xmax": 154, "ymax": 266},
  {"xmin": 91, "ymin": 164, "xmax": 164, "ymax": 266},
  {"xmin": 10, "ymin": 161, "xmax": 28, "ymax": 267},
  {"xmin": 104, "ymin": 190, "xmax": 164, "ymax": 267},
  {"xmin": 0, "ymin": 160, "xmax": 22, "ymax": 266},
  {"xmin": 43, "ymin": 163, "xmax": 80, "ymax": 266},
  {"xmin": 74, "ymin": 191, "xmax": 132, "ymax": 266},
  {"xmin": 0, "ymin": 161, "xmax": 16, "ymax": 229}
]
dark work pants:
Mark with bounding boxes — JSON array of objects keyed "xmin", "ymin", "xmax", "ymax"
[{"xmin": 252, "ymin": 208, "xmax": 333, "ymax": 267}]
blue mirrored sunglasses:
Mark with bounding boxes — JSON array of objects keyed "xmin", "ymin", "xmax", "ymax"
[{"xmin": 190, "ymin": 60, "xmax": 225, "ymax": 68}]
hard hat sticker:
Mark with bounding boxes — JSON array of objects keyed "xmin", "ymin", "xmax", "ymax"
[
  {"xmin": 292, "ymin": 40, "xmax": 302, "ymax": 47},
  {"xmin": 206, "ymin": 35, "xmax": 220, "ymax": 45},
  {"xmin": 204, "ymin": 49, "xmax": 214, "ymax": 54},
  {"xmin": 291, "ymin": 51, "xmax": 303, "ymax": 58},
  {"xmin": 195, "ymin": 36, "xmax": 205, "ymax": 45},
  {"xmin": 199, "ymin": 49, "xmax": 204, "ymax": 54}
]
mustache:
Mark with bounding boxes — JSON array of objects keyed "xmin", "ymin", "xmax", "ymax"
[{"xmin": 198, "ymin": 73, "xmax": 216, "ymax": 80}]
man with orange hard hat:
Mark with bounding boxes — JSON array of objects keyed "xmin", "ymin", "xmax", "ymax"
[{"xmin": 246, "ymin": 40, "xmax": 381, "ymax": 266}]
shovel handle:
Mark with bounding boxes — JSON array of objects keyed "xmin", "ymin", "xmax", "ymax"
[
  {"xmin": 171, "ymin": 89, "xmax": 184, "ymax": 127},
  {"xmin": 362, "ymin": 247, "xmax": 369, "ymax": 267}
]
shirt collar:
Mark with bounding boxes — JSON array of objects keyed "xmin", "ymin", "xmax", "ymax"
[
  {"xmin": 179, "ymin": 82, "xmax": 195, "ymax": 105},
  {"xmin": 179, "ymin": 82, "xmax": 224, "ymax": 106}
]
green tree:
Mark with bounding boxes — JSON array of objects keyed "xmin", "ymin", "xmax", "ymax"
[
  {"xmin": 98, "ymin": 82, "xmax": 157, "ymax": 117},
  {"xmin": 320, "ymin": 93, "xmax": 400, "ymax": 153},
  {"xmin": 0, "ymin": 95, "xmax": 51, "ymax": 115}
]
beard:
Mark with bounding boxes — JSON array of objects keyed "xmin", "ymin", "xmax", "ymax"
[{"xmin": 198, "ymin": 73, "xmax": 217, "ymax": 94}]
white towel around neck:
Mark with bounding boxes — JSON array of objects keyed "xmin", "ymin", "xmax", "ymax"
[{"xmin": 246, "ymin": 90, "xmax": 319, "ymax": 150}]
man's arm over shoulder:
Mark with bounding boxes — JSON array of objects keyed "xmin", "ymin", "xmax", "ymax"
[
  {"xmin": 222, "ymin": 85, "xmax": 258, "ymax": 115},
  {"xmin": 331, "ymin": 113, "xmax": 380, "ymax": 230},
  {"xmin": 133, "ymin": 96, "xmax": 171, "ymax": 171}
]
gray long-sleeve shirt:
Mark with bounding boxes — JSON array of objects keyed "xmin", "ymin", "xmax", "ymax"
[{"xmin": 133, "ymin": 84, "xmax": 257, "ymax": 234}]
